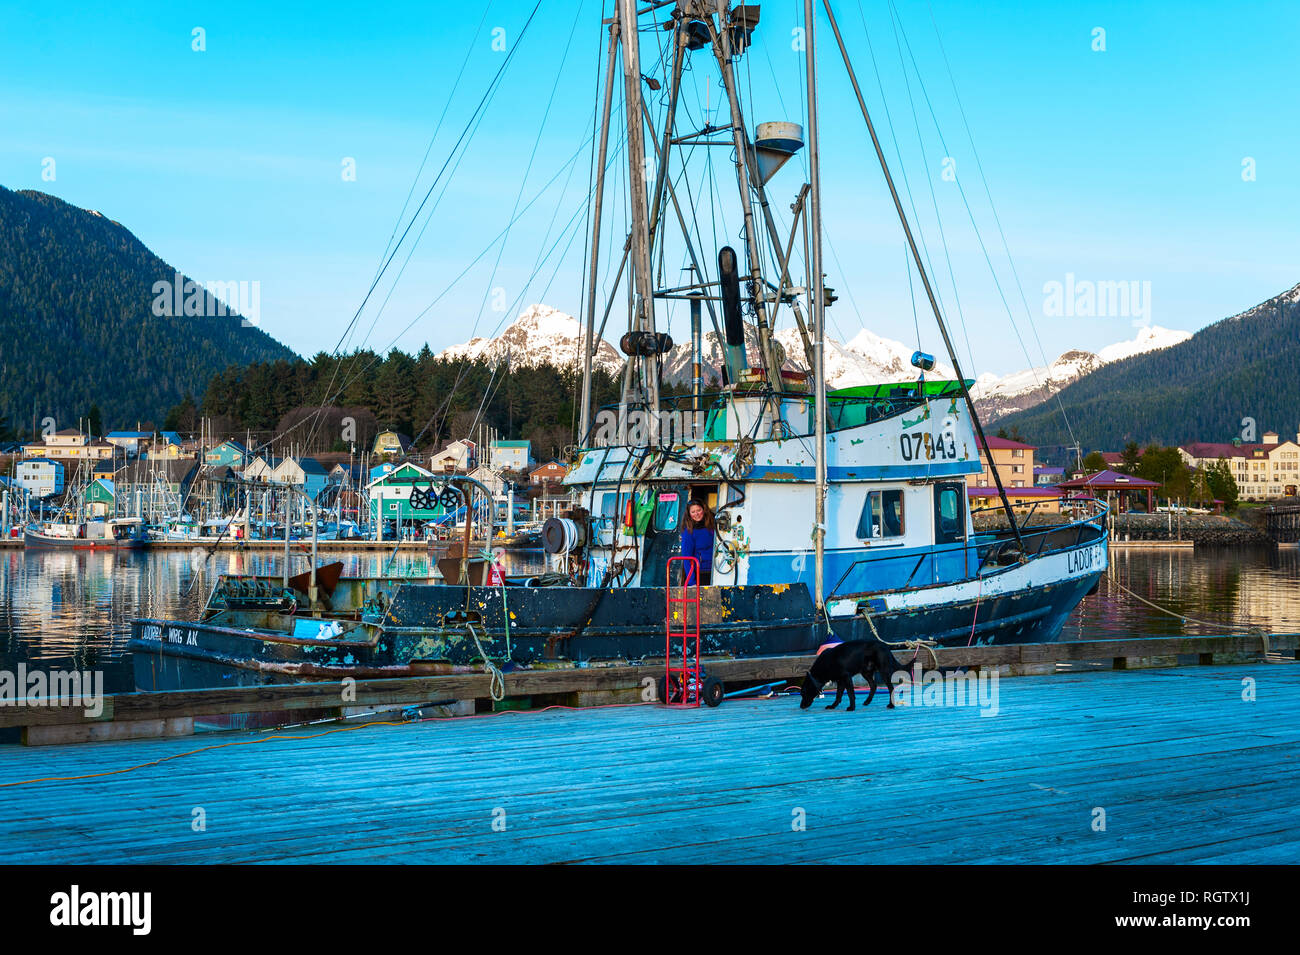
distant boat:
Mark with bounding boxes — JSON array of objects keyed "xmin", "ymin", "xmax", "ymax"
[{"xmin": 24, "ymin": 517, "xmax": 149, "ymax": 550}]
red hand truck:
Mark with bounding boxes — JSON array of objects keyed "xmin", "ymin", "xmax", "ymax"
[{"xmin": 665, "ymin": 556, "xmax": 701, "ymax": 706}]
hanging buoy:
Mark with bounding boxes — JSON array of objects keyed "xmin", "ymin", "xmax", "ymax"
[{"xmin": 623, "ymin": 498, "xmax": 635, "ymax": 530}]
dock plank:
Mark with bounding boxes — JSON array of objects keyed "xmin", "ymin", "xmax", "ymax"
[{"xmin": 0, "ymin": 664, "xmax": 1296, "ymax": 864}]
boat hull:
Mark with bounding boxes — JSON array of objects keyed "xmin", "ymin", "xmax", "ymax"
[
  {"xmin": 129, "ymin": 561, "xmax": 1104, "ymax": 691},
  {"xmin": 23, "ymin": 529, "xmax": 149, "ymax": 550}
]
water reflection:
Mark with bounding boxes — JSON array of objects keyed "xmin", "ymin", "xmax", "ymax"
[
  {"xmin": 2, "ymin": 546, "xmax": 1296, "ymax": 694},
  {"xmin": 1061, "ymin": 545, "xmax": 1300, "ymax": 640}
]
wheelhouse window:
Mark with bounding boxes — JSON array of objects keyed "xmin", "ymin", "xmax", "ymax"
[
  {"xmin": 934, "ymin": 483, "xmax": 966, "ymax": 545},
  {"xmin": 599, "ymin": 491, "xmax": 626, "ymax": 522},
  {"xmin": 857, "ymin": 489, "xmax": 905, "ymax": 540}
]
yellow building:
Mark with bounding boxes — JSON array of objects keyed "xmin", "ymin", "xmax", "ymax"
[
  {"xmin": 22, "ymin": 430, "xmax": 115, "ymax": 462},
  {"xmin": 970, "ymin": 436, "xmax": 1059, "ymax": 514},
  {"xmin": 1180, "ymin": 431, "xmax": 1300, "ymax": 500},
  {"xmin": 373, "ymin": 430, "xmax": 411, "ymax": 459}
]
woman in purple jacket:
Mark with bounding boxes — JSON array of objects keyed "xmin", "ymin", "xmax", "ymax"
[{"xmin": 679, "ymin": 499, "xmax": 715, "ymax": 586}]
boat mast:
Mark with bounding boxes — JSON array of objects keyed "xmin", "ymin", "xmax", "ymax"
[
  {"xmin": 805, "ymin": 0, "xmax": 827, "ymax": 612},
  {"xmin": 709, "ymin": 1, "xmax": 783, "ymax": 392},
  {"xmin": 821, "ymin": 0, "xmax": 1025, "ymax": 551},
  {"xmin": 579, "ymin": 17, "xmax": 623, "ymax": 441},
  {"xmin": 618, "ymin": 0, "xmax": 661, "ymax": 426}
]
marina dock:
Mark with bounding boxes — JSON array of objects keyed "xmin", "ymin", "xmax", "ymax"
[{"xmin": 1, "ymin": 657, "xmax": 1296, "ymax": 864}]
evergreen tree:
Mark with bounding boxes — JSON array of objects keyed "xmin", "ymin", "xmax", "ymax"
[
  {"xmin": 1206, "ymin": 457, "xmax": 1240, "ymax": 512},
  {"xmin": 1119, "ymin": 442, "xmax": 1141, "ymax": 474},
  {"xmin": 1082, "ymin": 450, "xmax": 1106, "ymax": 472}
]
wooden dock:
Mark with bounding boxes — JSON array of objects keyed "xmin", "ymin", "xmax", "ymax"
[{"xmin": 1, "ymin": 660, "xmax": 1297, "ymax": 864}]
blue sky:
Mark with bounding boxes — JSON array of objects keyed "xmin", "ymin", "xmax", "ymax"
[{"xmin": 1, "ymin": 0, "xmax": 1296, "ymax": 376}]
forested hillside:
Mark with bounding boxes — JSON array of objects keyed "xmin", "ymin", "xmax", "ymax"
[{"xmin": 0, "ymin": 186, "xmax": 295, "ymax": 434}]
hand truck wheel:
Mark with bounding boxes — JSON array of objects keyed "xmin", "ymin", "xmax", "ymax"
[{"xmin": 702, "ymin": 677, "xmax": 724, "ymax": 707}]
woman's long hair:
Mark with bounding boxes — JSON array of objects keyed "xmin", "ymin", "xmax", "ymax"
[{"xmin": 682, "ymin": 499, "xmax": 715, "ymax": 532}]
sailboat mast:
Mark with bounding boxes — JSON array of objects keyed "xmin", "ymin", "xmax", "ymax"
[
  {"xmin": 579, "ymin": 18, "xmax": 622, "ymax": 441},
  {"xmin": 805, "ymin": 0, "xmax": 827, "ymax": 613}
]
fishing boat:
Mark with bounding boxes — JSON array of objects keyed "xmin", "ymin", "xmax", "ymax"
[
  {"xmin": 131, "ymin": 0, "xmax": 1108, "ymax": 692},
  {"xmin": 25, "ymin": 517, "xmax": 149, "ymax": 550}
]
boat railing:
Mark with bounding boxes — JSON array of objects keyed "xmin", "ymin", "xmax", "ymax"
[
  {"xmin": 827, "ymin": 496, "xmax": 1109, "ymax": 603},
  {"xmin": 969, "ymin": 494, "xmax": 1109, "ymax": 528}
]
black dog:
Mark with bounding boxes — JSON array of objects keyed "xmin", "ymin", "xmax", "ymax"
[{"xmin": 799, "ymin": 638, "xmax": 912, "ymax": 711}]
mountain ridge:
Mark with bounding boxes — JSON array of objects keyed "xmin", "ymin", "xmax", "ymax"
[
  {"xmin": 0, "ymin": 186, "xmax": 297, "ymax": 433},
  {"xmin": 971, "ymin": 325, "xmax": 1192, "ymax": 421},
  {"xmin": 993, "ymin": 282, "xmax": 1300, "ymax": 450}
]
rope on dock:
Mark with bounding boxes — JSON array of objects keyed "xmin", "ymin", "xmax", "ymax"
[
  {"xmin": 465, "ymin": 621, "xmax": 506, "ymax": 701},
  {"xmin": 854, "ymin": 603, "xmax": 940, "ymax": 668},
  {"xmin": 0, "ymin": 699, "xmax": 665, "ymax": 790},
  {"xmin": 0, "ymin": 718, "xmax": 412, "ymax": 790}
]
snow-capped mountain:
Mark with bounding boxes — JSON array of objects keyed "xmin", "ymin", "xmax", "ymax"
[
  {"xmin": 436, "ymin": 304, "xmax": 1189, "ymax": 417},
  {"xmin": 971, "ymin": 325, "xmax": 1191, "ymax": 421},
  {"xmin": 444, "ymin": 303, "xmax": 954, "ymax": 390},
  {"xmin": 660, "ymin": 324, "xmax": 954, "ymax": 389},
  {"xmin": 437, "ymin": 304, "xmax": 623, "ymax": 376},
  {"xmin": 1096, "ymin": 324, "xmax": 1193, "ymax": 363}
]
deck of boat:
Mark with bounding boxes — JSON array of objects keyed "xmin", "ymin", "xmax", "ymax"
[{"xmin": 0, "ymin": 663, "xmax": 1296, "ymax": 864}]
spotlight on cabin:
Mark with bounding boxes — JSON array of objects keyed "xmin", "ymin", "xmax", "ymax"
[{"xmin": 911, "ymin": 351, "xmax": 936, "ymax": 372}]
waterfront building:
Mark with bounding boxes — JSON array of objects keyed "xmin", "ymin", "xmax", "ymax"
[
  {"xmin": 975, "ymin": 436, "xmax": 1036, "ymax": 490},
  {"xmin": 85, "ymin": 478, "xmax": 116, "ymax": 517},
  {"xmin": 204, "ymin": 440, "xmax": 247, "ymax": 468},
  {"xmin": 967, "ymin": 485, "xmax": 1062, "ymax": 514},
  {"xmin": 1034, "ymin": 465, "xmax": 1065, "ymax": 486},
  {"xmin": 22, "ymin": 429, "xmax": 114, "ymax": 462},
  {"xmin": 1057, "ymin": 469, "xmax": 1161, "ymax": 513},
  {"xmin": 104, "ymin": 431, "xmax": 152, "ymax": 456},
  {"xmin": 529, "ymin": 460, "xmax": 568, "ymax": 487},
  {"xmin": 372, "ymin": 431, "xmax": 412, "ymax": 459},
  {"xmin": 489, "ymin": 440, "xmax": 534, "ymax": 472},
  {"xmin": 271, "ymin": 457, "xmax": 330, "ymax": 502},
  {"xmin": 366, "ymin": 462, "xmax": 443, "ymax": 526},
  {"xmin": 1179, "ymin": 431, "xmax": 1300, "ymax": 500},
  {"xmin": 15, "ymin": 458, "xmax": 64, "ymax": 498},
  {"xmin": 429, "ymin": 439, "xmax": 477, "ymax": 473}
]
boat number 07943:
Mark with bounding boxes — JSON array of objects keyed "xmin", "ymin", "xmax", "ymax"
[{"xmin": 899, "ymin": 429, "xmax": 958, "ymax": 461}]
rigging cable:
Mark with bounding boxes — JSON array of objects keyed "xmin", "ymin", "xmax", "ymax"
[
  {"xmin": 923, "ymin": 0, "xmax": 1081, "ymax": 455},
  {"xmin": 299, "ymin": 0, "xmax": 545, "ymax": 454}
]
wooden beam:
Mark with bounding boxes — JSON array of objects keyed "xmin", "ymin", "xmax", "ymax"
[{"xmin": 3, "ymin": 633, "xmax": 1294, "ymax": 730}]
